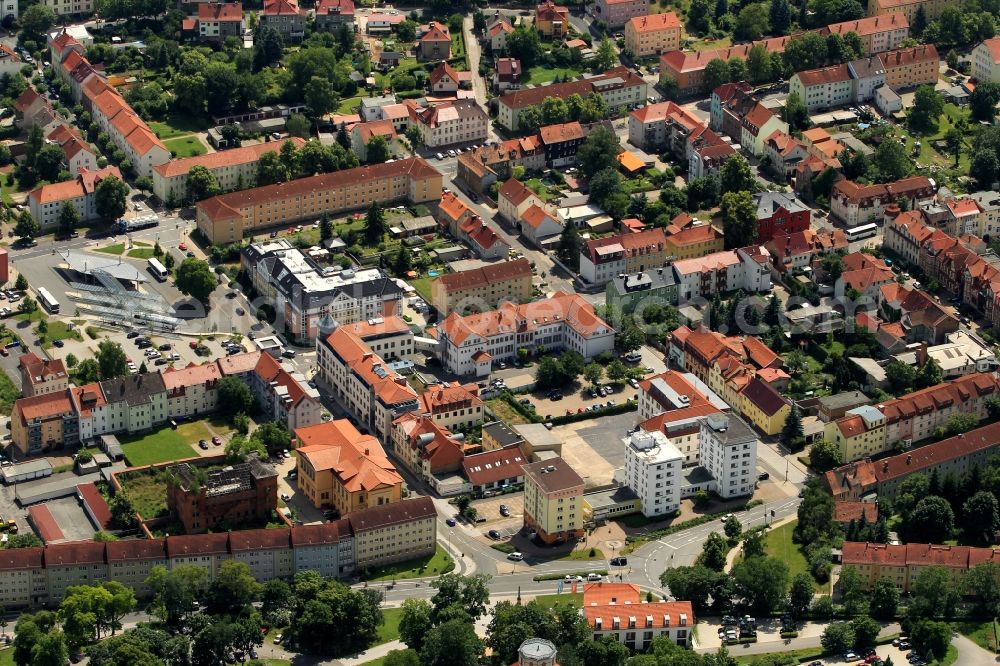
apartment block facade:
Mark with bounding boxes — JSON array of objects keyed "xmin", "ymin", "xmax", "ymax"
[
  {"xmin": 623, "ymin": 12, "xmax": 680, "ymax": 57},
  {"xmin": 522, "ymin": 457, "xmax": 584, "ymax": 544},
  {"xmin": 431, "ymin": 258, "xmax": 533, "ymax": 316}
]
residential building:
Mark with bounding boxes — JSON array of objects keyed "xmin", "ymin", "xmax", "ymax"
[
  {"xmin": 241, "ymin": 239, "xmax": 403, "ymax": 343},
  {"xmin": 823, "ymin": 13, "xmax": 910, "ymax": 54},
  {"xmin": 437, "ymin": 292, "xmax": 615, "ymax": 376},
  {"xmin": 880, "ymin": 44, "xmax": 939, "ymax": 90},
  {"xmin": 18, "ymin": 354, "xmax": 68, "ymax": 398},
  {"xmin": 408, "ymin": 99, "xmax": 488, "ymax": 148},
  {"xmin": 700, "ymin": 413, "xmax": 759, "ymax": 498},
  {"xmin": 831, "ymin": 176, "xmax": 935, "ymax": 226},
  {"xmin": 166, "ymin": 457, "xmax": 278, "ymax": 533},
  {"xmin": 418, "ymin": 382, "xmax": 484, "ymax": 432},
  {"xmin": 849, "ymin": 55, "xmax": 887, "ymax": 101},
  {"xmin": 416, "ymin": 21, "xmax": 450, "ymax": 60},
  {"xmin": 294, "ymin": 419, "xmax": 403, "ymax": 513},
  {"xmin": 660, "ymin": 37, "xmax": 793, "ymax": 95},
  {"xmin": 765, "ymin": 227, "xmax": 849, "ymax": 273},
  {"xmin": 493, "ymin": 57, "xmax": 522, "ymax": 91},
  {"xmin": 878, "ymin": 282, "xmax": 959, "ymax": 344},
  {"xmin": 594, "ymin": 0, "xmax": 648, "ymax": 28},
  {"xmin": 197, "ymin": 157, "xmax": 442, "ymax": 244},
  {"xmin": 317, "ymin": 324, "xmax": 418, "ymax": 441},
  {"xmin": 261, "ymin": 0, "xmax": 305, "ymax": 41},
  {"xmin": 152, "ymin": 138, "xmax": 304, "ymax": 203},
  {"xmin": 739, "ymin": 376, "xmax": 791, "ymax": 436},
  {"xmin": 579, "ymin": 228, "xmax": 668, "ymax": 286},
  {"xmin": 183, "ymin": 3, "xmax": 244, "ymax": 44},
  {"xmin": 462, "ymin": 446, "xmax": 526, "ymax": 494},
  {"xmin": 390, "ymin": 412, "xmax": 466, "ymax": 492},
  {"xmin": 826, "ymin": 420, "xmax": 1000, "ymax": 501},
  {"xmin": 624, "ymin": 12, "xmax": 681, "ymax": 58},
  {"xmin": 763, "ymin": 130, "xmax": 809, "ymax": 182},
  {"xmin": 737, "ymin": 102, "xmax": 788, "ymax": 158},
  {"xmin": 497, "ymin": 67, "xmax": 646, "ymax": 131},
  {"xmin": 606, "ymin": 267, "xmax": 680, "ymax": 313},
  {"xmin": 584, "ymin": 584, "xmax": 693, "ymax": 649},
  {"xmin": 538, "ymin": 121, "xmax": 585, "ymax": 168},
  {"xmin": 456, "ymin": 137, "xmax": 545, "ymax": 194},
  {"xmin": 668, "ymin": 324, "xmax": 783, "ymax": 387},
  {"xmin": 350, "ymin": 120, "xmax": 399, "ymax": 163},
  {"xmin": 338, "ymin": 317, "xmax": 413, "ymax": 361},
  {"xmin": 40, "ymin": 0, "xmax": 91, "ymax": 17},
  {"xmin": 662, "ymin": 216, "xmax": 725, "ymax": 259},
  {"xmin": 486, "ymin": 15, "xmax": 514, "ymax": 52},
  {"xmin": 624, "ymin": 430, "xmax": 682, "ymax": 517},
  {"xmin": 868, "ymin": 0, "xmax": 947, "ymax": 23},
  {"xmin": 894, "ymin": 331, "xmax": 998, "ymax": 379},
  {"xmin": 498, "ymin": 178, "xmax": 545, "ymax": 223},
  {"xmin": 841, "ymin": 541, "xmax": 1000, "ymax": 593},
  {"xmin": 522, "ymin": 457, "xmax": 584, "ymax": 544},
  {"xmin": 80, "ymin": 79, "xmax": 170, "ymax": 179},
  {"xmin": 535, "ymin": 1, "xmax": 569, "ymax": 37},
  {"xmin": 518, "ymin": 205, "xmax": 563, "ymax": 249},
  {"xmin": 627, "ymin": 101, "xmax": 704, "ymax": 153},
  {"xmin": 314, "ymin": 0, "xmax": 355, "ymax": 33},
  {"xmin": 0, "ymin": 0, "xmax": 13, "ymax": 20},
  {"xmin": 10, "ymin": 390, "xmax": 79, "ymax": 456},
  {"xmin": 671, "ymin": 246, "xmax": 772, "ymax": 301},
  {"xmin": 431, "ymin": 258, "xmax": 533, "ymax": 316},
  {"xmin": 0, "ymin": 44, "xmax": 20, "ymax": 79},
  {"xmin": 349, "ymin": 496, "xmax": 436, "ymax": 569},
  {"xmin": 638, "ymin": 371, "xmax": 727, "ymax": 467},
  {"xmin": 789, "ymin": 64, "xmax": 854, "ymax": 112},
  {"xmin": 686, "ymin": 126, "xmax": 737, "ymax": 178},
  {"xmin": 835, "ymin": 252, "xmax": 896, "ymax": 300},
  {"xmin": 973, "ymin": 38, "xmax": 1000, "ymax": 83},
  {"xmin": 754, "ymin": 192, "xmax": 811, "ymax": 242},
  {"xmin": 46, "ymin": 124, "xmax": 97, "ymax": 175},
  {"xmin": 28, "ymin": 166, "xmax": 122, "ymax": 231}
]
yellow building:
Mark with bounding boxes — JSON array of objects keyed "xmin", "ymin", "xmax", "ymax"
[
  {"xmin": 624, "ymin": 12, "xmax": 681, "ymax": 58},
  {"xmin": 868, "ymin": 0, "xmax": 946, "ymax": 22},
  {"xmin": 522, "ymin": 457, "xmax": 584, "ymax": 545},
  {"xmin": 825, "ymin": 406, "xmax": 887, "ymax": 462},
  {"xmin": 11, "ymin": 390, "xmax": 76, "ymax": 458},
  {"xmin": 708, "ymin": 356, "xmax": 753, "ymax": 412},
  {"xmin": 294, "ymin": 420, "xmax": 403, "ymax": 514},
  {"xmin": 664, "ymin": 223, "xmax": 726, "ymax": 260},
  {"xmin": 430, "ymin": 258, "xmax": 533, "ymax": 316},
  {"xmin": 535, "ymin": 0, "xmax": 569, "ymax": 37},
  {"xmin": 739, "ymin": 377, "xmax": 791, "ymax": 436},
  {"xmin": 880, "ymin": 44, "xmax": 939, "ymax": 90},
  {"xmin": 196, "ymin": 157, "xmax": 442, "ymax": 244},
  {"xmin": 351, "ymin": 497, "xmax": 438, "ymax": 569}
]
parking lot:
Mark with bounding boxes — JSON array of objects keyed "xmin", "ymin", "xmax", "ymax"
[
  {"xmin": 549, "ymin": 412, "xmax": 640, "ymax": 488},
  {"xmin": 522, "ymin": 381, "xmax": 640, "ymax": 422},
  {"xmin": 471, "ymin": 494, "xmax": 524, "ymax": 526},
  {"xmin": 45, "ymin": 496, "xmax": 97, "ymax": 542}
]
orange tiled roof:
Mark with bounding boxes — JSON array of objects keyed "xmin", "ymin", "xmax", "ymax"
[
  {"xmin": 296, "ymin": 420, "xmax": 402, "ymax": 492},
  {"xmin": 153, "ymin": 138, "xmax": 304, "ymax": 178},
  {"xmin": 627, "ymin": 12, "xmax": 680, "ymax": 33}
]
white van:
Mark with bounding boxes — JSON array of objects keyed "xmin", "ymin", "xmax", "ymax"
[
  {"xmin": 507, "ymin": 552, "xmax": 523, "ymax": 561},
  {"xmin": 587, "ymin": 573, "xmax": 602, "ymax": 582}
]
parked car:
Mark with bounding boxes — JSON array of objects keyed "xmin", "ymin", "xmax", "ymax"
[
  {"xmin": 507, "ymin": 552, "xmax": 523, "ymax": 561},
  {"xmin": 446, "ymin": 518, "xmax": 456, "ymax": 527},
  {"xmin": 198, "ymin": 440, "xmax": 209, "ymax": 450},
  {"xmin": 499, "ymin": 504, "xmax": 510, "ymax": 516},
  {"xmin": 487, "ymin": 530, "xmax": 501, "ymax": 540}
]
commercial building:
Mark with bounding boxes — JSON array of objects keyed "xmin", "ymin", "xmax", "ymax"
[
  {"xmin": 431, "ymin": 258, "xmax": 533, "ymax": 316},
  {"xmin": 317, "ymin": 325, "xmax": 419, "ymax": 442},
  {"xmin": 18, "ymin": 354, "xmax": 68, "ymax": 398},
  {"xmin": 28, "ymin": 167, "xmax": 123, "ymax": 231},
  {"xmin": 166, "ymin": 457, "xmax": 278, "ymax": 533},
  {"xmin": 624, "ymin": 430, "xmax": 683, "ymax": 517},
  {"xmin": 825, "ymin": 420, "xmax": 1000, "ymax": 501},
  {"xmin": 152, "ymin": 138, "xmax": 304, "ymax": 203},
  {"xmin": 522, "ymin": 457, "xmax": 584, "ymax": 544},
  {"xmin": 579, "ymin": 229, "xmax": 668, "ymax": 286},
  {"xmin": 583, "ymin": 583, "xmax": 694, "ymax": 648},
  {"xmin": 497, "ymin": 67, "xmax": 646, "ymax": 131},
  {"xmin": 295, "ymin": 420, "xmax": 403, "ymax": 513},
  {"xmin": 197, "ymin": 157, "xmax": 442, "ymax": 244},
  {"xmin": 841, "ymin": 541, "xmax": 1000, "ymax": 593},
  {"xmin": 671, "ymin": 246, "xmax": 772, "ymax": 301},
  {"xmin": 624, "ymin": 12, "xmax": 681, "ymax": 58},
  {"xmin": 436, "ymin": 292, "xmax": 616, "ymax": 377},
  {"xmin": 700, "ymin": 413, "xmax": 759, "ymax": 498}
]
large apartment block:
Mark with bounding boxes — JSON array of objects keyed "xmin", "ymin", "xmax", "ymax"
[
  {"xmin": 197, "ymin": 157, "xmax": 442, "ymax": 244},
  {"xmin": 11, "ymin": 353, "xmax": 320, "ymax": 456},
  {"xmin": 700, "ymin": 413, "xmax": 759, "ymax": 498},
  {"xmin": 624, "ymin": 12, "xmax": 681, "ymax": 58},
  {"xmin": 522, "ymin": 457, "xmax": 584, "ymax": 544},
  {"xmin": 28, "ymin": 167, "xmax": 122, "ymax": 231},
  {"xmin": 842, "ymin": 541, "xmax": 1000, "ymax": 593},
  {"xmin": 579, "ymin": 228, "xmax": 669, "ymax": 286},
  {"xmin": 0, "ymin": 496, "xmax": 435, "ymax": 608},
  {"xmin": 594, "ymin": 0, "xmax": 649, "ymax": 28},
  {"xmin": 831, "ymin": 176, "xmax": 935, "ymax": 226},
  {"xmin": 152, "ymin": 138, "xmax": 305, "ymax": 203},
  {"xmin": 624, "ymin": 430, "xmax": 682, "ymax": 517},
  {"xmin": 437, "ymin": 292, "xmax": 616, "ymax": 377},
  {"xmin": 241, "ymin": 239, "xmax": 403, "ymax": 344},
  {"xmin": 430, "ymin": 258, "xmax": 533, "ymax": 316}
]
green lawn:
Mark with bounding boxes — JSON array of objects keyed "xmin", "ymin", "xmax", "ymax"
[
  {"xmin": 957, "ymin": 619, "xmax": 998, "ymax": 652},
  {"xmin": 149, "ymin": 113, "xmax": 212, "ymax": 139},
  {"xmin": 0, "ymin": 647, "xmax": 12, "ymax": 666},
  {"xmin": 337, "ymin": 96, "xmax": 363, "ymax": 114},
  {"xmin": 164, "ymin": 136, "xmax": 207, "ymax": 158},
  {"xmin": 451, "ymin": 31, "xmax": 465, "ymax": 58},
  {"xmin": 36, "ymin": 321, "xmax": 83, "ymax": 349},
  {"xmin": 362, "ymin": 544, "xmax": 454, "ymax": 581},
  {"xmin": 410, "ymin": 277, "xmax": 433, "ymax": 304},
  {"xmin": 375, "ymin": 607, "xmax": 404, "ymax": 645},
  {"xmin": 560, "ymin": 548, "xmax": 604, "ymax": 561},
  {"xmin": 96, "ymin": 243, "xmax": 126, "ymax": 255},
  {"xmin": 526, "ymin": 66, "xmax": 582, "ymax": 85},
  {"xmin": 0, "ymin": 371, "xmax": 15, "ymax": 416},
  {"xmin": 532, "ymin": 593, "xmax": 583, "ymax": 610},
  {"xmin": 765, "ymin": 520, "xmax": 813, "ymax": 588},
  {"xmin": 118, "ymin": 470, "xmax": 170, "ymax": 520},
  {"xmin": 485, "ymin": 398, "xmax": 532, "ymax": 426},
  {"xmin": 127, "ymin": 248, "xmax": 156, "ymax": 259},
  {"xmin": 525, "ymin": 178, "xmax": 557, "ymax": 202},
  {"xmin": 689, "ymin": 35, "xmax": 732, "ymax": 51},
  {"xmin": 119, "ymin": 426, "xmax": 198, "ymax": 467}
]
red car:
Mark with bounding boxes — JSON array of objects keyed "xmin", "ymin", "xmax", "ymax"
[
  {"xmin": 178, "ymin": 243, "xmax": 188, "ymax": 251},
  {"xmin": 212, "ymin": 436, "xmax": 221, "ymax": 445},
  {"xmin": 189, "ymin": 340, "xmax": 199, "ymax": 349}
]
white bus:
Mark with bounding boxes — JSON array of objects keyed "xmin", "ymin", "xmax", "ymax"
[
  {"xmin": 148, "ymin": 257, "xmax": 168, "ymax": 281},
  {"xmin": 845, "ymin": 223, "xmax": 878, "ymax": 243},
  {"xmin": 37, "ymin": 287, "xmax": 59, "ymax": 314}
]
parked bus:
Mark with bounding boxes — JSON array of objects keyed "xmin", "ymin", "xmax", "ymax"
[
  {"xmin": 148, "ymin": 257, "xmax": 168, "ymax": 281},
  {"xmin": 845, "ymin": 223, "xmax": 878, "ymax": 243},
  {"xmin": 37, "ymin": 287, "xmax": 59, "ymax": 314},
  {"xmin": 119, "ymin": 215, "xmax": 159, "ymax": 233}
]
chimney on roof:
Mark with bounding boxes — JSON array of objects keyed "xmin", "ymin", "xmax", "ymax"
[
  {"xmin": 906, "ymin": 454, "xmax": 912, "ymax": 464},
  {"xmin": 883, "ymin": 461, "xmax": 889, "ymax": 472},
  {"xmin": 365, "ymin": 448, "xmax": 370, "ymax": 455}
]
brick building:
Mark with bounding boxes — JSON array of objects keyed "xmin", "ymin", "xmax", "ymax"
[{"xmin": 166, "ymin": 457, "xmax": 278, "ymax": 533}]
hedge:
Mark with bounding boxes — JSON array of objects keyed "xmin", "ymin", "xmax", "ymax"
[{"xmin": 534, "ymin": 569, "xmax": 608, "ymax": 581}]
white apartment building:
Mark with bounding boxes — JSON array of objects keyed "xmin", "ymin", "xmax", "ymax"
[
  {"xmin": 437, "ymin": 292, "xmax": 616, "ymax": 377},
  {"xmin": 152, "ymin": 138, "xmax": 306, "ymax": 203},
  {"xmin": 638, "ymin": 371, "xmax": 729, "ymax": 466},
  {"xmin": 699, "ymin": 413, "xmax": 758, "ymax": 499},
  {"xmin": 968, "ymin": 191, "xmax": 1000, "ymax": 239},
  {"xmin": 789, "ymin": 65, "xmax": 854, "ymax": 112},
  {"xmin": 27, "ymin": 166, "xmax": 122, "ymax": 231},
  {"xmin": 42, "ymin": 0, "xmax": 91, "ymax": 17},
  {"xmin": 624, "ymin": 431, "xmax": 683, "ymax": 518},
  {"xmin": 973, "ymin": 38, "xmax": 1000, "ymax": 84},
  {"xmin": 410, "ymin": 99, "xmax": 489, "ymax": 148},
  {"xmin": 671, "ymin": 246, "xmax": 772, "ymax": 301}
]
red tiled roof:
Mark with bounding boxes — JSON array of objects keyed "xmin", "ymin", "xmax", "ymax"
[
  {"xmin": 165, "ymin": 533, "xmax": 230, "ymax": 557},
  {"xmin": 498, "ymin": 178, "xmax": 538, "ymax": 207},
  {"xmin": 538, "ymin": 121, "xmax": 584, "ymax": 145},
  {"xmin": 76, "ymin": 482, "xmax": 112, "ymax": 530},
  {"xmin": 104, "ymin": 539, "xmax": 168, "ymax": 562},
  {"xmin": 436, "ymin": 258, "xmax": 531, "ymax": 293},
  {"xmin": 347, "ymin": 496, "xmax": 436, "ymax": 533},
  {"xmin": 627, "ymin": 12, "xmax": 680, "ymax": 32},
  {"xmin": 823, "ymin": 12, "xmax": 908, "ymax": 36},
  {"xmin": 462, "ymin": 446, "xmax": 526, "ymax": 485},
  {"xmin": 795, "ymin": 64, "xmax": 851, "ymax": 87},
  {"xmin": 28, "ymin": 505, "xmax": 64, "ymax": 543},
  {"xmin": 584, "ymin": 228, "xmax": 666, "ymax": 263},
  {"xmin": 833, "ymin": 501, "xmax": 879, "ymax": 523},
  {"xmin": 499, "ymin": 67, "xmax": 644, "ymax": 110},
  {"xmin": 263, "ymin": 0, "xmax": 302, "ymax": 15},
  {"xmin": 154, "ymin": 138, "xmax": 304, "ymax": 178},
  {"xmin": 44, "ymin": 541, "xmax": 106, "ymax": 566},
  {"xmin": 740, "ymin": 376, "xmax": 789, "ymax": 416},
  {"xmin": 843, "ymin": 541, "xmax": 1000, "ymax": 569},
  {"xmin": 198, "ymin": 2, "xmax": 242, "ymax": 20}
]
